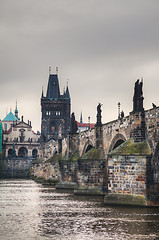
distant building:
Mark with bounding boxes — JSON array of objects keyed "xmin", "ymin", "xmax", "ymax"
[
  {"xmin": 77, "ymin": 112, "xmax": 95, "ymax": 132},
  {"xmin": 77, "ymin": 121, "xmax": 95, "ymax": 132},
  {"xmin": 41, "ymin": 73, "xmax": 71, "ymax": 141},
  {"xmin": 2, "ymin": 104, "xmax": 40, "ymax": 158}
]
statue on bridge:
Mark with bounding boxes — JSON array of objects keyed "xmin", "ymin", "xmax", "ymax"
[
  {"xmin": 70, "ymin": 112, "xmax": 78, "ymax": 134},
  {"xmin": 133, "ymin": 79, "xmax": 144, "ymax": 112},
  {"xmin": 11, "ymin": 142, "xmax": 16, "ymax": 158},
  {"xmin": 96, "ymin": 103, "xmax": 102, "ymax": 127}
]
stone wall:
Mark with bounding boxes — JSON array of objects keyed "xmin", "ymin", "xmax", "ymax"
[
  {"xmin": 59, "ymin": 160, "xmax": 78, "ymax": 183},
  {"xmin": 31, "ymin": 161, "xmax": 61, "ymax": 182},
  {"xmin": 130, "ymin": 111, "xmax": 146, "ymax": 142},
  {"xmin": 107, "ymin": 155, "xmax": 147, "ymax": 195},
  {"xmin": 75, "ymin": 159, "xmax": 107, "ymax": 195},
  {"xmin": 104, "ymin": 139, "xmax": 158, "ymax": 206},
  {"xmin": 0, "ymin": 158, "xmax": 32, "ymax": 178},
  {"xmin": 31, "ymin": 156, "xmax": 107, "ymax": 195}
]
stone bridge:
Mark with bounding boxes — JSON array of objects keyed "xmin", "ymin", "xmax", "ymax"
[
  {"xmin": 60, "ymin": 107, "xmax": 159, "ymax": 159},
  {"xmin": 36, "ymin": 80, "xmax": 159, "ymax": 206}
]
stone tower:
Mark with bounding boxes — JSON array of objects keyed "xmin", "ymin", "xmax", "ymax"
[
  {"xmin": 41, "ymin": 73, "xmax": 71, "ymax": 142},
  {"xmin": 130, "ymin": 79, "xmax": 146, "ymax": 142}
]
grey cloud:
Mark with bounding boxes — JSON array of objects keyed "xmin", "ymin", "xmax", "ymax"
[{"xmin": 0, "ymin": 0, "xmax": 159, "ymax": 130}]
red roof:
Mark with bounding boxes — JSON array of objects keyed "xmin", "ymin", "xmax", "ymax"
[
  {"xmin": 4, "ymin": 127, "xmax": 12, "ymax": 134},
  {"xmin": 77, "ymin": 121, "xmax": 95, "ymax": 129}
]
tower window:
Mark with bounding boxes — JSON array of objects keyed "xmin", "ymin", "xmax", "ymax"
[
  {"xmin": 56, "ymin": 111, "xmax": 61, "ymax": 116},
  {"xmin": 46, "ymin": 111, "xmax": 51, "ymax": 115},
  {"xmin": 4, "ymin": 123, "xmax": 7, "ymax": 131}
]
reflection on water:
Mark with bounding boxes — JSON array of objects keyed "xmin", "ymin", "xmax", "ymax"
[{"xmin": 0, "ymin": 180, "xmax": 159, "ymax": 240}]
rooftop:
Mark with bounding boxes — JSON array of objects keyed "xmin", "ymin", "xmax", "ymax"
[{"xmin": 2, "ymin": 111, "xmax": 19, "ymax": 122}]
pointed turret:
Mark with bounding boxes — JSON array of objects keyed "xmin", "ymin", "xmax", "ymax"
[
  {"xmin": 15, "ymin": 100, "xmax": 19, "ymax": 120},
  {"xmin": 41, "ymin": 87, "xmax": 44, "ymax": 98},
  {"xmin": 65, "ymin": 84, "xmax": 70, "ymax": 99},
  {"xmin": 65, "ymin": 84, "xmax": 70, "ymax": 104},
  {"xmin": 46, "ymin": 74, "xmax": 60, "ymax": 99},
  {"xmin": 80, "ymin": 112, "xmax": 83, "ymax": 123}
]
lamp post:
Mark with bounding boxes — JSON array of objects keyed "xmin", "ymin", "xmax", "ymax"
[
  {"xmin": 118, "ymin": 102, "xmax": 121, "ymax": 120},
  {"xmin": 88, "ymin": 116, "xmax": 90, "ymax": 130}
]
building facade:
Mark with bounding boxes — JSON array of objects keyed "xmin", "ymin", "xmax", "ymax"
[
  {"xmin": 41, "ymin": 73, "xmax": 71, "ymax": 141},
  {"xmin": 2, "ymin": 107, "xmax": 40, "ymax": 158}
]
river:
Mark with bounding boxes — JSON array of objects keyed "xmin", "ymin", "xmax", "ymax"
[{"xmin": 0, "ymin": 179, "xmax": 159, "ymax": 240}]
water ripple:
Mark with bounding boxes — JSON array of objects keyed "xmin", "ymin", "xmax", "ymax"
[{"xmin": 0, "ymin": 179, "xmax": 159, "ymax": 240}]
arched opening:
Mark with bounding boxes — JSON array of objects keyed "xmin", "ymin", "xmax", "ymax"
[
  {"xmin": 32, "ymin": 149, "xmax": 38, "ymax": 158},
  {"xmin": 85, "ymin": 145, "xmax": 93, "ymax": 153},
  {"xmin": 112, "ymin": 139, "xmax": 125, "ymax": 150},
  {"xmin": 108, "ymin": 133, "xmax": 126, "ymax": 153},
  {"xmin": 18, "ymin": 147, "xmax": 28, "ymax": 157},
  {"xmin": 8, "ymin": 149, "xmax": 13, "ymax": 157}
]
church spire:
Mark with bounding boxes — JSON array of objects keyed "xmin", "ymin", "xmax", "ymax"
[
  {"xmin": 80, "ymin": 111, "xmax": 83, "ymax": 123},
  {"xmin": 15, "ymin": 100, "xmax": 19, "ymax": 120}
]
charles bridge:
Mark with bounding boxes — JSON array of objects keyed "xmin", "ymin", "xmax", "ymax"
[{"xmin": 31, "ymin": 79, "xmax": 159, "ymax": 206}]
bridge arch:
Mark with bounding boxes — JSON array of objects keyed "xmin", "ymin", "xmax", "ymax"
[
  {"xmin": 108, "ymin": 133, "xmax": 126, "ymax": 153},
  {"xmin": 82, "ymin": 140, "xmax": 94, "ymax": 155}
]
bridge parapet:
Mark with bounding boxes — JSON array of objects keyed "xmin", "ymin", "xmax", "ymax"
[{"xmin": 44, "ymin": 106, "xmax": 159, "ymax": 161}]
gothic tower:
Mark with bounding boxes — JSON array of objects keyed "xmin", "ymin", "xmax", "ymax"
[{"xmin": 41, "ymin": 72, "xmax": 71, "ymax": 142}]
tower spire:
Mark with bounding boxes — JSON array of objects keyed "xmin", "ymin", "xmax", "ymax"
[
  {"xmin": 15, "ymin": 100, "xmax": 18, "ymax": 119},
  {"xmin": 80, "ymin": 111, "xmax": 83, "ymax": 123},
  {"xmin": 65, "ymin": 80, "xmax": 70, "ymax": 99}
]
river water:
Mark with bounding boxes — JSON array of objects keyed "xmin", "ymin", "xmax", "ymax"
[{"xmin": 0, "ymin": 180, "xmax": 159, "ymax": 240}]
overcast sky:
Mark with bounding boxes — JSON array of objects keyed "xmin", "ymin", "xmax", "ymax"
[{"xmin": 0, "ymin": 0, "xmax": 159, "ymax": 132}]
